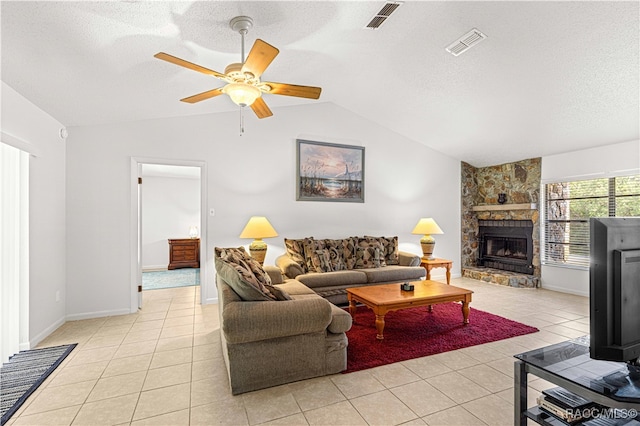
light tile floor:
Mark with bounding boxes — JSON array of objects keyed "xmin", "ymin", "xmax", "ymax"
[{"xmin": 5, "ymin": 277, "xmax": 589, "ymax": 426}]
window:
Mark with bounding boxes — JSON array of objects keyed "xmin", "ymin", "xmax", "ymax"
[{"xmin": 543, "ymin": 174, "xmax": 640, "ymax": 268}]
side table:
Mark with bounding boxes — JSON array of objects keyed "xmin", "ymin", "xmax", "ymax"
[
  {"xmin": 420, "ymin": 258, "xmax": 452, "ymax": 284},
  {"xmin": 168, "ymin": 238, "xmax": 200, "ymax": 270}
]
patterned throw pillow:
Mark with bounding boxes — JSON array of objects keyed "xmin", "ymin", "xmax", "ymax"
[
  {"xmin": 364, "ymin": 236, "xmax": 399, "ymax": 265},
  {"xmin": 302, "ymin": 238, "xmax": 326, "ymax": 272},
  {"xmin": 214, "ymin": 246, "xmax": 277, "ymax": 300},
  {"xmin": 323, "ymin": 239, "xmax": 347, "ymax": 271},
  {"xmin": 358, "ymin": 239, "xmax": 387, "ymax": 267},
  {"xmin": 355, "ymin": 244, "xmax": 383, "ymax": 269},
  {"xmin": 310, "ymin": 249, "xmax": 333, "ymax": 273},
  {"xmin": 284, "ymin": 238, "xmax": 307, "ymax": 273},
  {"xmin": 342, "ymin": 237, "xmax": 359, "ymax": 269}
]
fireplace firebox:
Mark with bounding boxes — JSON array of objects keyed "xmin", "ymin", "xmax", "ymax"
[{"xmin": 477, "ymin": 220, "xmax": 534, "ymax": 275}]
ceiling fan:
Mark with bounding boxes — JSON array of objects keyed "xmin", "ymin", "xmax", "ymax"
[{"xmin": 154, "ymin": 16, "xmax": 321, "ymax": 119}]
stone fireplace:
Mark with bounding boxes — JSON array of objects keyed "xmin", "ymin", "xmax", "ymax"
[{"xmin": 461, "ymin": 158, "xmax": 541, "ymax": 288}]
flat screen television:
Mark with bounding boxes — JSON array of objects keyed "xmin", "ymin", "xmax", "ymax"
[{"xmin": 590, "ymin": 217, "xmax": 640, "ymax": 374}]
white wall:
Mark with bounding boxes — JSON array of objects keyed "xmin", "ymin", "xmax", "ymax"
[
  {"xmin": 1, "ymin": 81, "xmax": 67, "ymax": 347},
  {"xmin": 65, "ymin": 102, "xmax": 461, "ymax": 317},
  {"xmin": 142, "ymin": 175, "xmax": 200, "ymax": 269},
  {"xmin": 541, "ymin": 139, "xmax": 640, "ymax": 296}
]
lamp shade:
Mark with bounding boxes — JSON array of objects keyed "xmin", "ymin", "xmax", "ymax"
[
  {"xmin": 411, "ymin": 218, "xmax": 444, "ymax": 235},
  {"xmin": 239, "ymin": 216, "xmax": 278, "ymax": 239}
]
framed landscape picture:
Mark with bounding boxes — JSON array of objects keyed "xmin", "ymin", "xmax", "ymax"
[{"xmin": 296, "ymin": 139, "xmax": 365, "ymax": 202}]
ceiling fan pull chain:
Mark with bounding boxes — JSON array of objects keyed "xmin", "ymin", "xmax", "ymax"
[{"xmin": 239, "ymin": 107, "xmax": 245, "ymax": 136}]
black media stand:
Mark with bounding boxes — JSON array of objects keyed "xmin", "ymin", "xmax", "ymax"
[{"xmin": 514, "ymin": 336, "xmax": 640, "ymax": 425}]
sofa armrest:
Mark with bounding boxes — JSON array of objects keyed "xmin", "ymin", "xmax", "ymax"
[
  {"xmin": 222, "ymin": 298, "xmax": 332, "ymax": 344},
  {"xmin": 263, "ymin": 265, "xmax": 284, "ymax": 284},
  {"xmin": 275, "ymin": 254, "xmax": 305, "ymax": 278},
  {"xmin": 398, "ymin": 250, "xmax": 421, "ymax": 267}
]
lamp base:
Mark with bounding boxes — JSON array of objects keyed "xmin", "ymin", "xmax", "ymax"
[
  {"xmin": 249, "ymin": 239, "xmax": 268, "ymax": 266},
  {"xmin": 420, "ymin": 235, "xmax": 436, "ymax": 260}
]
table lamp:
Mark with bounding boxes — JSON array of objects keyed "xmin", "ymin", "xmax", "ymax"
[
  {"xmin": 239, "ymin": 216, "xmax": 278, "ymax": 265},
  {"xmin": 411, "ymin": 218, "xmax": 444, "ymax": 260}
]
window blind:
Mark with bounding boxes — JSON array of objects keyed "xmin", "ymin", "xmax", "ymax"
[{"xmin": 543, "ymin": 174, "xmax": 640, "ymax": 268}]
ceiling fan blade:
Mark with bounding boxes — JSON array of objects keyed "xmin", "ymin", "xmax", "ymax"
[
  {"xmin": 263, "ymin": 82, "xmax": 322, "ymax": 99},
  {"xmin": 250, "ymin": 97, "xmax": 273, "ymax": 119},
  {"xmin": 180, "ymin": 88, "xmax": 224, "ymax": 104},
  {"xmin": 241, "ymin": 39, "xmax": 279, "ymax": 78},
  {"xmin": 154, "ymin": 52, "xmax": 226, "ymax": 79}
]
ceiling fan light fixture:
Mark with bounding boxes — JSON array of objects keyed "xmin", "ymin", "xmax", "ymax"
[{"xmin": 223, "ymin": 83, "xmax": 261, "ymax": 107}]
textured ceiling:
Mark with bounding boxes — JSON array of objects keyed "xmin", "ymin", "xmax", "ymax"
[{"xmin": 2, "ymin": 1, "xmax": 638, "ymax": 167}]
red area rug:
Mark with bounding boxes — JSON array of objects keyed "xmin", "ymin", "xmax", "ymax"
[{"xmin": 344, "ymin": 303, "xmax": 538, "ymax": 373}]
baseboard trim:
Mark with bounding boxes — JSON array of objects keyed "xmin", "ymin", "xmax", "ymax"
[
  {"xmin": 142, "ymin": 265, "xmax": 167, "ymax": 272},
  {"xmin": 66, "ymin": 308, "xmax": 133, "ymax": 322},
  {"xmin": 429, "ymin": 272, "xmax": 461, "ymax": 281},
  {"xmin": 28, "ymin": 315, "xmax": 66, "ymax": 349},
  {"xmin": 204, "ymin": 297, "xmax": 218, "ymax": 305},
  {"xmin": 540, "ymin": 284, "xmax": 588, "ymax": 298}
]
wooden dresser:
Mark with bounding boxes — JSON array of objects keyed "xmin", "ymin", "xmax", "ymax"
[{"xmin": 168, "ymin": 238, "xmax": 200, "ymax": 270}]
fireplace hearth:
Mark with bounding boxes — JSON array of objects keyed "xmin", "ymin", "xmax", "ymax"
[{"xmin": 477, "ymin": 220, "xmax": 534, "ymax": 275}]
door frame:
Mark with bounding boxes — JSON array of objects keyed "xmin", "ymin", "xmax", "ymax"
[{"xmin": 130, "ymin": 157, "xmax": 208, "ymax": 311}]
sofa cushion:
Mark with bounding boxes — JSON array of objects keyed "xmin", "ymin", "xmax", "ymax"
[
  {"xmin": 358, "ymin": 239, "xmax": 387, "ymax": 267},
  {"xmin": 310, "ymin": 249, "xmax": 333, "ymax": 273},
  {"xmin": 323, "ymin": 239, "xmax": 347, "ymax": 271},
  {"xmin": 365, "ymin": 236, "xmax": 399, "ymax": 265},
  {"xmin": 215, "ymin": 256, "xmax": 276, "ymax": 301},
  {"xmin": 342, "ymin": 237, "xmax": 359, "ymax": 269},
  {"xmin": 275, "ymin": 280, "xmax": 317, "ymax": 296},
  {"xmin": 360, "ymin": 265, "xmax": 427, "ymax": 283},
  {"xmin": 263, "ymin": 265, "xmax": 285, "ymax": 284},
  {"xmin": 265, "ymin": 285, "xmax": 292, "ymax": 301},
  {"xmin": 303, "ymin": 238, "xmax": 326, "ymax": 272},
  {"xmin": 284, "ymin": 238, "xmax": 308, "ymax": 273},
  {"xmin": 214, "ymin": 246, "xmax": 280, "ymax": 300},
  {"xmin": 296, "ymin": 270, "xmax": 368, "ymax": 289},
  {"xmin": 216, "ymin": 246, "xmax": 272, "ymax": 285},
  {"xmin": 355, "ymin": 242, "xmax": 385, "ymax": 269}
]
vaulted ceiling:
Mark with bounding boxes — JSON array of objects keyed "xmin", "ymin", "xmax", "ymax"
[{"xmin": 2, "ymin": 1, "xmax": 638, "ymax": 166}]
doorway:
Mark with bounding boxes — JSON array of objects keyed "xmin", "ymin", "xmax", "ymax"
[
  {"xmin": 0, "ymin": 142, "xmax": 30, "ymax": 363},
  {"xmin": 130, "ymin": 158, "xmax": 208, "ymax": 311}
]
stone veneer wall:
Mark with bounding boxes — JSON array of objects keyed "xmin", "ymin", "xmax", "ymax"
[{"xmin": 461, "ymin": 158, "xmax": 542, "ymax": 280}]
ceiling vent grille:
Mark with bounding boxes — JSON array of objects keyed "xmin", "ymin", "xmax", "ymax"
[
  {"xmin": 446, "ymin": 28, "xmax": 487, "ymax": 56},
  {"xmin": 365, "ymin": 2, "xmax": 403, "ymax": 29}
]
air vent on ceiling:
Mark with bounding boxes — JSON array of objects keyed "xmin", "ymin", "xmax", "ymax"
[
  {"xmin": 446, "ymin": 28, "xmax": 487, "ymax": 56},
  {"xmin": 364, "ymin": 2, "xmax": 403, "ymax": 29}
]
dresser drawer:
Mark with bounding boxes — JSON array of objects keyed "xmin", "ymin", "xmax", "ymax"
[{"xmin": 172, "ymin": 250, "xmax": 196, "ymax": 261}]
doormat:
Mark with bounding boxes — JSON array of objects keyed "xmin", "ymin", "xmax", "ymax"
[{"xmin": 1, "ymin": 344, "xmax": 76, "ymax": 425}]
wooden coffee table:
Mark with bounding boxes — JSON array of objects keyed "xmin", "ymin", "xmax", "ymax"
[{"xmin": 347, "ymin": 280, "xmax": 473, "ymax": 340}]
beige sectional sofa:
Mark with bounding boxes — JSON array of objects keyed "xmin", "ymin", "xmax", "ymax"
[
  {"xmin": 276, "ymin": 236, "xmax": 426, "ymax": 304},
  {"xmin": 215, "ymin": 247, "xmax": 352, "ymax": 395}
]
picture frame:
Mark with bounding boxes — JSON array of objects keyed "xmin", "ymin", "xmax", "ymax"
[{"xmin": 296, "ymin": 139, "xmax": 365, "ymax": 202}]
